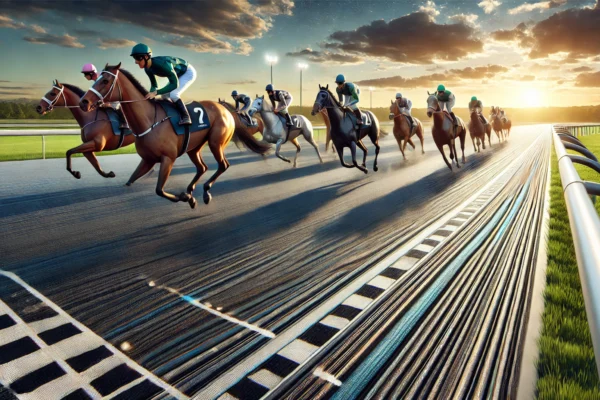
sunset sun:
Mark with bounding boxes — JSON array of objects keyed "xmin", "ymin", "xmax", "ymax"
[{"xmin": 522, "ymin": 88, "xmax": 542, "ymax": 107}]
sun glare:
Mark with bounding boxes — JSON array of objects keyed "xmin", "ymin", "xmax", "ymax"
[{"xmin": 522, "ymin": 88, "xmax": 542, "ymax": 108}]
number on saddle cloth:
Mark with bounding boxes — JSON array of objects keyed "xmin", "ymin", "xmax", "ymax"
[
  {"xmin": 348, "ymin": 110, "xmax": 372, "ymax": 128},
  {"xmin": 278, "ymin": 114, "xmax": 301, "ymax": 129},
  {"xmin": 157, "ymin": 100, "xmax": 211, "ymax": 135},
  {"xmin": 104, "ymin": 108, "xmax": 132, "ymax": 136}
]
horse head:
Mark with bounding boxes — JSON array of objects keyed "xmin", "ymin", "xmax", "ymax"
[
  {"xmin": 311, "ymin": 86, "xmax": 333, "ymax": 116},
  {"xmin": 248, "ymin": 95, "xmax": 265, "ymax": 117},
  {"xmin": 80, "ymin": 62, "xmax": 122, "ymax": 112},
  {"xmin": 426, "ymin": 93, "xmax": 439, "ymax": 118},
  {"xmin": 388, "ymin": 99, "xmax": 399, "ymax": 120},
  {"xmin": 38, "ymin": 80, "xmax": 67, "ymax": 114}
]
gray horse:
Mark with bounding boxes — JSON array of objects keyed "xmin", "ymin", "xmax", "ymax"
[
  {"xmin": 311, "ymin": 85, "xmax": 384, "ymax": 174},
  {"xmin": 248, "ymin": 95, "xmax": 323, "ymax": 167}
]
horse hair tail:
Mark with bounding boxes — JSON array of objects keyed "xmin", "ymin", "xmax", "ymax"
[{"xmin": 233, "ymin": 128, "xmax": 272, "ymax": 155}]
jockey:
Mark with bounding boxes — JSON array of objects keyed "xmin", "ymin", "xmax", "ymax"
[
  {"xmin": 81, "ymin": 63, "xmax": 129, "ymax": 130},
  {"xmin": 500, "ymin": 108, "xmax": 508, "ymax": 122},
  {"xmin": 435, "ymin": 84, "xmax": 458, "ymax": 128},
  {"xmin": 265, "ymin": 84, "xmax": 293, "ymax": 127},
  {"xmin": 335, "ymin": 74, "xmax": 362, "ymax": 125},
  {"xmin": 395, "ymin": 92, "xmax": 415, "ymax": 132},
  {"xmin": 468, "ymin": 96, "xmax": 488, "ymax": 125},
  {"xmin": 231, "ymin": 90, "xmax": 253, "ymax": 124},
  {"xmin": 130, "ymin": 43, "xmax": 196, "ymax": 125}
]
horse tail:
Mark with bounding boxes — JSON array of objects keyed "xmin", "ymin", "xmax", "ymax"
[{"xmin": 233, "ymin": 128, "xmax": 271, "ymax": 155}]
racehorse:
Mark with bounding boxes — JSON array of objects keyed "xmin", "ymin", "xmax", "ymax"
[
  {"xmin": 320, "ymin": 108, "xmax": 336, "ymax": 154},
  {"xmin": 311, "ymin": 85, "xmax": 385, "ymax": 174},
  {"xmin": 468, "ymin": 107, "xmax": 487, "ymax": 153},
  {"xmin": 37, "ymin": 81, "xmax": 135, "ymax": 179},
  {"xmin": 389, "ymin": 99, "xmax": 424, "ymax": 160},
  {"xmin": 491, "ymin": 112, "xmax": 504, "ymax": 142},
  {"xmin": 79, "ymin": 63, "xmax": 269, "ymax": 208},
  {"xmin": 501, "ymin": 112, "xmax": 512, "ymax": 138},
  {"xmin": 217, "ymin": 98, "xmax": 267, "ymax": 151},
  {"xmin": 248, "ymin": 95, "xmax": 323, "ymax": 168},
  {"xmin": 426, "ymin": 92, "xmax": 467, "ymax": 171}
]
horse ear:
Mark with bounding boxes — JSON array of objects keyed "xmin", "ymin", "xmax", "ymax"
[
  {"xmin": 55, "ymin": 79, "xmax": 62, "ymax": 87},
  {"xmin": 104, "ymin": 63, "xmax": 109, "ymax": 70},
  {"xmin": 319, "ymin": 84, "xmax": 322, "ymax": 89},
  {"xmin": 326, "ymin": 84, "xmax": 329, "ymax": 90},
  {"xmin": 116, "ymin": 62, "xmax": 122, "ymax": 69},
  {"xmin": 427, "ymin": 91, "xmax": 431, "ymax": 95},
  {"xmin": 391, "ymin": 100, "xmax": 393, "ymax": 105}
]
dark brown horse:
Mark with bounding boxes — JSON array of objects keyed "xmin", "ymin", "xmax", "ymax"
[
  {"xmin": 37, "ymin": 81, "xmax": 135, "ymax": 179},
  {"xmin": 468, "ymin": 108, "xmax": 487, "ymax": 153},
  {"xmin": 389, "ymin": 100, "xmax": 424, "ymax": 160},
  {"xmin": 217, "ymin": 99, "xmax": 266, "ymax": 150},
  {"xmin": 79, "ymin": 64, "xmax": 269, "ymax": 208},
  {"xmin": 492, "ymin": 112, "xmax": 505, "ymax": 142},
  {"xmin": 426, "ymin": 93, "xmax": 466, "ymax": 171}
]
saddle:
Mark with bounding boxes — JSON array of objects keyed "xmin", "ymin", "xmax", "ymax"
[
  {"xmin": 104, "ymin": 108, "xmax": 132, "ymax": 136},
  {"xmin": 277, "ymin": 114, "xmax": 300, "ymax": 129},
  {"xmin": 239, "ymin": 112, "xmax": 258, "ymax": 127},
  {"xmin": 345, "ymin": 109, "xmax": 372, "ymax": 128}
]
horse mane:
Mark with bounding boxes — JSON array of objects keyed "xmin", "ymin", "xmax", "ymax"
[
  {"xmin": 218, "ymin": 100, "xmax": 235, "ymax": 111},
  {"xmin": 322, "ymin": 88, "xmax": 342, "ymax": 107},
  {"xmin": 114, "ymin": 67, "xmax": 149, "ymax": 95},
  {"xmin": 61, "ymin": 83, "xmax": 85, "ymax": 97}
]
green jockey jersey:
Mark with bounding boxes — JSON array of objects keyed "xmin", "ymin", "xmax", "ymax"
[
  {"xmin": 145, "ymin": 56, "xmax": 189, "ymax": 95},
  {"xmin": 436, "ymin": 89, "xmax": 452, "ymax": 102},
  {"xmin": 468, "ymin": 99, "xmax": 483, "ymax": 109},
  {"xmin": 336, "ymin": 82, "xmax": 360, "ymax": 104}
]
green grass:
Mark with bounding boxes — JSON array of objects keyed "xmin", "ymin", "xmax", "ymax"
[
  {"xmin": 0, "ymin": 128, "xmax": 330, "ymax": 162},
  {"xmin": 0, "ymin": 119, "xmax": 75, "ymax": 124},
  {"xmin": 537, "ymin": 134, "xmax": 600, "ymax": 399}
]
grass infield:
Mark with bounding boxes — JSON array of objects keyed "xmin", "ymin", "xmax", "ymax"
[{"xmin": 536, "ymin": 134, "xmax": 600, "ymax": 399}]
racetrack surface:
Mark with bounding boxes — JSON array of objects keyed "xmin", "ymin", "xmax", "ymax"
[{"xmin": 1, "ymin": 125, "xmax": 548, "ymax": 398}]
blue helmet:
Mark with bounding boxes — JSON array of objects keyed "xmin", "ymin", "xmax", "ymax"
[
  {"xmin": 231, "ymin": 90, "xmax": 238, "ymax": 96},
  {"xmin": 265, "ymin": 84, "xmax": 274, "ymax": 91},
  {"xmin": 335, "ymin": 74, "xmax": 345, "ymax": 84}
]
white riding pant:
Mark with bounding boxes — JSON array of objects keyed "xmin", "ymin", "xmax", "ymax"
[
  {"xmin": 161, "ymin": 64, "xmax": 197, "ymax": 102},
  {"xmin": 439, "ymin": 94, "xmax": 455, "ymax": 112}
]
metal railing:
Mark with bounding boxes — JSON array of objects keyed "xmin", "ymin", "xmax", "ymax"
[{"xmin": 552, "ymin": 124, "xmax": 600, "ymax": 376}]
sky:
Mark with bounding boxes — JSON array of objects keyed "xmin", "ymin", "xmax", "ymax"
[{"xmin": 1, "ymin": 0, "xmax": 600, "ymax": 108}]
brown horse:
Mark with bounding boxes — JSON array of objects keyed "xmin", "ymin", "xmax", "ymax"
[
  {"xmin": 217, "ymin": 99, "xmax": 267, "ymax": 151},
  {"xmin": 501, "ymin": 112, "xmax": 512, "ymax": 138},
  {"xmin": 491, "ymin": 112, "xmax": 505, "ymax": 142},
  {"xmin": 426, "ymin": 93, "xmax": 467, "ymax": 171},
  {"xmin": 389, "ymin": 100, "xmax": 424, "ymax": 160},
  {"xmin": 79, "ymin": 64, "xmax": 269, "ymax": 208},
  {"xmin": 37, "ymin": 81, "xmax": 135, "ymax": 179},
  {"xmin": 468, "ymin": 108, "xmax": 487, "ymax": 153}
]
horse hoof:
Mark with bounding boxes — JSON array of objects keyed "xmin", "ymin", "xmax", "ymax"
[
  {"xmin": 189, "ymin": 196, "xmax": 197, "ymax": 209},
  {"xmin": 125, "ymin": 181, "xmax": 132, "ymax": 187},
  {"xmin": 73, "ymin": 171, "xmax": 81, "ymax": 179},
  {"xmin": 107, "ymin": 171, "xmax": 116, "ymax": 178},
  {"xmin": 373, "ymin": 166, "xmax": 378, "ymax": 172},
  {"xmin": 203, "ymin": 192, "xmax": 212, "ymax": 205},
  {"xmin": 178, "ymin": 192, "xmax": 190, "ymax": 202}
]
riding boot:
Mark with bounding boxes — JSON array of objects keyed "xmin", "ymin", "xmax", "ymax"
[
  {"xmin": 480, "ymin": 115, "xmax": 488, "ymax": 125},
  {"xmin": 353, "ymin": 109, "xmax": 363, "ymax": 125},
  {"xmin": 175, "ymin": 99, "xmax": 192, "ymax": 125},
  {"xmin": 450, "ymin": 112, "xmax": 459, "ymax": 127},
  {"xmin": 407, "ymin": 115, "xmax": 415, "ymax": 134},
  {"xmin": 284, "ymin": 113, "xmax": 293, "ymax": 127},
  {"xmin": 117, "ymin": 108, "xmax": 129, "ymax": 130}
]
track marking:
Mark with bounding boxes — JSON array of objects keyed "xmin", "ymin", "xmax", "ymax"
[{"xmin": 314, "ymin": 367, "xmax": 342, "ymax": 386}]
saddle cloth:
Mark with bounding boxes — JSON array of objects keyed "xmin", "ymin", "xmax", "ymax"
[
  {"xmin": 346, "ymin": 110, "xmax": 372, "ymax": 127},
  {"xmin": 158, "ymin": 100, "xmax": 211, "ymax": 135},
  {"xmin": 104, "ymin": 108, "xmax": 132, "ymax": 136}
]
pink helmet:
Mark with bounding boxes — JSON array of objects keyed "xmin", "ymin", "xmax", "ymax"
[{"xmin": 81, "ymin": 63, "xmax": 97, "ymax": 73}]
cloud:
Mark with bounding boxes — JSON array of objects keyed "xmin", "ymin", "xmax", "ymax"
[
  {"xmin": 72, "ymin": 28, "xmax": 100, "ymax": 37},
  {"xmin": 575, "ymin": 71, "xmax": 600, "ymax": 86},
  {"xmin": 24, "ymin": 33, "xmax": 84, "ymax": 48},
  {"xmin": 448, "ymin": 13, "xmax": 479, "ymax": 27},
  {"xmin": 419, "ymin": 1, "xmax": 440, "ymax": 18},
  {"xmin": 355, "ymin": 64, "xmax": 509, "ymax": 89},
  {"xmin": 319, "ymin": 12, "xmax": 483, "ymax": 64},
  {"xmin": 30, "ymin": 24, "xmax": 46, "ymax": 33},
  {"xmin": 1, "ymin": 0, "xmax": 295, "ymax": 55},
  {"xmin": 571, "ymin": 66, "xmax": 594, "ymax": 72},
  {"xmin": 97, "ymin": 38, "xmax": 136, "ymax": 50},
  {"xmin": 478, "ymin": 0, "xmax": 502, "ymax": 14},
  {"xmin": 518, "ymin": 75, "xmax": 536, "ymax": 81},
  {"xmin": 508, "ymin": 0, "xmax": 566, "ymax": 15},
  {"xmin": 236, "ymin": 41, "xmax": 253, "ymax": 56},
  {"xmin": 0, "ymin": 14, "xmax": 26, "ymax": 29},
  {"xmin": 286, "ymin": 48, "xmax": 363, "ymax": 65},
  {"xmin": 224, "ymin": 79, "xmax": 257, "ymax": 85}
]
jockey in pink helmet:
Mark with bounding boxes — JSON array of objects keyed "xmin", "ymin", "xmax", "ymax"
[
  {"xmin": 81, "ymin": 63, "xmax": 129, "ymax": 130},
  {"xmin": 81, "ymin": 63, "xmax": 99, "ymax": 81}
]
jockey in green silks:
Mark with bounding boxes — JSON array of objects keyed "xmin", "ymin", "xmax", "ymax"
[{"xmin": 335, "ymin": 74, "xmax": 363, "ymax": 125}]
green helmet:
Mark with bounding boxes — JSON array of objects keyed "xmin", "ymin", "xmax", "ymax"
[
  {"xmin": 437, "ymin": 84, "xmax": 445, "ymax": 91},
  {"xmin": 130, "ymin": 43, "xmax": 152, "ymax": 56},
  {"xmin": 471, "ymin": 96, "xmax": 477, "ymax": 101},
  {"xmin": 335, "ymin": 74, "xmax": 346, "ymax": 84}
]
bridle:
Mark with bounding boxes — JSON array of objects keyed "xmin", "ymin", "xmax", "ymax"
[{"xmin": 42, "ymin": 85, "xmax": 72, "ymax": 111}]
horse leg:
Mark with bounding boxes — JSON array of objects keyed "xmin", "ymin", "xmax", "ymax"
[
  {"xmin": 126, "ymin": 159, "xmax": 156, "ymax": 186},
  {"xmin": 203, "ymin": 142, "xmax": 230, "ymax": 205},
  {"xmin": 82, "ymin": 151, "xmax": 116, "ymax": 178},
  {"xmin": 336, "ymin": 146, "xmax": 353, "ymax": 168},
  {"xmin": 437, "ymin": 143, "xmax": 452, "ymax": 171},
  {"xmin": 357, "ymin": 139, "xmax": 368, "ymax": 168},
  {"xmin": 155, "ymin": 156, "xmax": 181, "ymax": 203},
  {"xmin": 291, "ymin": 137, "xmax": 301, "ymax": 168},
  {"xmin": 398, "ymin": 138, "xmax": 407, "ymax": 161},
  {"xmin": 65, "ymin": 140, "xmax": 101, "ymax": 179},
  {"xmin": 275, "ymin": 138, "xmax": 290, "ymax": 164},
  {"xmin": 351, "ymin": 141, "xmax": 368, "ymax": 174},
  {"xmin": 183, "ymin": 145, "xmax": 208, "ymax": 209},
  {"xmin": 472, "ymin": 137, "xmax": 477, "ymax": 153},
  {"xmin": 304, "ymin": 130, "xmax": 323, "ymax": 164},
  {"xmin": 368, "ymin": 128, "xmax": 380, "ymax": 172}
]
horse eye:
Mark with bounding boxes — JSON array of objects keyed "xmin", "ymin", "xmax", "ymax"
[{"xmin": 102, "ymin": 79, "xmax": 109, "ymax": 84}]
